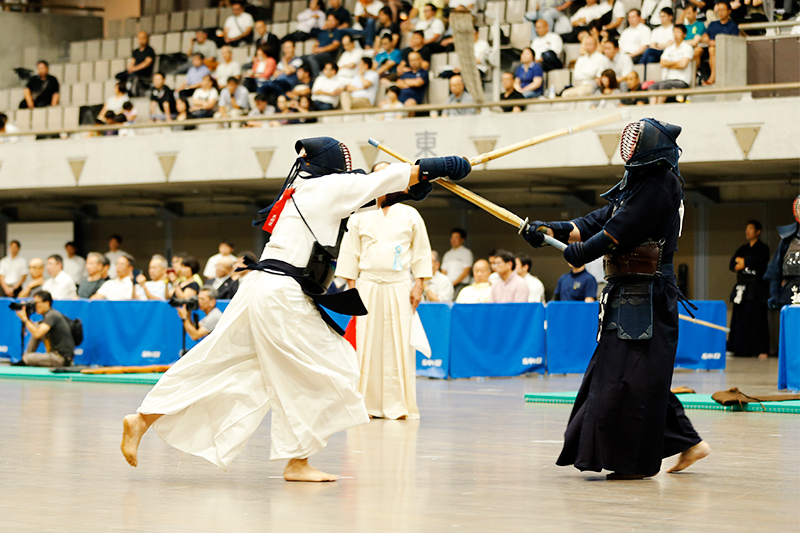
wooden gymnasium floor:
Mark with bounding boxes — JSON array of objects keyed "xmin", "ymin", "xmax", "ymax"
[{"xmin": 0, "ymin": 357, "xmax": 797, "ymax": 532}]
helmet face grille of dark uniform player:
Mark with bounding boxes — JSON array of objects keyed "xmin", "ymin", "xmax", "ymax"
[
  {"xmin": 295, "ymin": 137, "xmax": 352, "ymax": 176},
  {"xmin": 619, "ymin": 118, "xmax": 682, "ymax": 171}
]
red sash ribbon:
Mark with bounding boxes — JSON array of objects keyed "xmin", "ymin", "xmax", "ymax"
[{"xmin": 262, "ymin": 188, "xmax": 295, "ymax": 233}]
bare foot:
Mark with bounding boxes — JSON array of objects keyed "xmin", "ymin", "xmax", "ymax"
[
  {"xmin": 606, "ymin": 473, "xmax": 650, "ymax": 480},
  {"xmin": 667, "ymin": 441, "xmax": 711, "ymax": 473},
  {"xmin": 284, "ymin": 458, "xmax": 338, "ymax": 482},
  {"xmin": 758, "ymin": 353, "xmax": 768, "ymax": 360},
  {"xmin": 121, "ymin": 414, "xmax": 148, "ymax": 467}
]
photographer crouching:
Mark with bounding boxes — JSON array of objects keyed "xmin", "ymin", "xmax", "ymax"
[
  {"xmin": 173, "ymin": 286, "xmax": 222, "ymax": 341},
  {"xmin": 13, "ymin": 290, "xmax": 75, "ymax": 367}
]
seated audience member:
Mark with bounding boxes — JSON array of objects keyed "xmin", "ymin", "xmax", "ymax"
[
  {"xmin": 62, "ymin": 242, "xmax": 86, "ymax": 284},
  {"xmin": 648, "ymin": 24, "xmax": 694, "ymax": 102},
  {"xmin": 619, "ymin": 9, "xmax": 651, "ymax": 63},
  {"xmin": 216, "ymin": 76, "xmax": 251, "ymax": 125},
  {"xmin": 105, "ymin": 235, "xmax": 126, "ymax": 275},
  {"xmin": 640, "ymin": 8, "xmax": 675, "ymax": 64},
  {"xmin": 101, "ymin": 110, "xmax": 120, "ymax": 136},
  {"xmin": 592, "ymin": 68, "xmax": 621, "ymax": 107},
  {"xmin": 123, "ymin": 101, "xmax": 137, "ymax": 123},
  {"xmin": 532, "ymin": 20, "xmax": 564, "ymax": 72},
  {"xmin": 169, "ymin": 256, "xmax": 203, "ymax": 299},
  {"xmin": 313, "ymin": 14, "xmax": 345, "ymax": 72},
  {"xmin": 379, "ymin": 86, "xmax": 405, "ymax": 120},
  {"xmin": 641, "ymin": 0, "xmax": 672, "ymax": 26},
  {"xmin": 398, "ymin": 31, "xmax": 432, "ymax": 74},
  {"xmin": 562, "ymin": 36, "xmax": 612, "ymax": 97},
  {"xmin": 406, "ymin": 0, "xmax": 442, "ymax": 29},
  {"xmin": 258, "ymin": 42, "xmax": 305, "ymax": 97},
  {"xmin": 514, "ymin": 48, "xmax": 544, "ymax": 98},
  {"xmin": 442, "ymin": 75, "xmax": 475, "ymax": 116},
  {"xmin": 340, "ymin": 57, "xmax": 380, "ymax": 110},
  {"xmin": 488, "ymin": 250, "xmax": 529, "ymax": 303},
  {"xmin": 681, "ymin": 4, "xmax": 705, "ymax": 66},
  {"xmin": 0, "ymin": 113, "xmax": 21, "ymax": 144},
  {"xmin": 18, "ymin": 258, "xmax": 45, "ymax": 298},
  {"xmin": 77, "ymin": 253, "xmax": 110, "ymax": 298},
  {"xmin": 216, "ymin": 46, "xmax": 243, "ymax": 84},
  {"xmin": 312, "ymin": 62, "xmax": 345, "ymax": 110},
  {"xmin": 554, "ymin": 264, "xmax": 598, "ymax": 301},
  {"xmin": 223, "ymin": 0, "xmax": 255, "ymax": 47},
  {"xmin": 177, "ymin": 286, "xmax": 223, "ymax": 341},
  {"xmin": 442, "ymin": 228, "xmax": 473, "ymax": 290},
  {"xmin": 605, "ymin": 0, "xmax": 627, "ymax": 31},
  {"xmin": 564, "ymin": 0, "xmax": 612, "ymax": 42},
  {"xmin": 500, "ymin": 72, "xmax": 525, "ymax": 112},
  {"xmin": 42, "ymin": 255, "xmax": 77, "ymax": 300},
  {"xmin": 455, "ymin": 260, "xmax": 493, "ymax": 303},
  {"xmin": 150, "ymin": 72, "xmax": 176, "ymax": 122},
  {"xmin": 290, "ymin": 0, "xmax": 327, "ymax": 42},
  {"xmin": 515, "ymin": 254, "xmax": 545, "ymax": 303},
  {"xmin": 231, "ymin": 251, "xmax": 257, "ymax": 281},
  {"xmin": 16, "ymin": 291, "xmax": 75, "ymax": 368},
  {"xmin": 423, "ymin": 251, "xmax": 455, "ymax": 302},
  {"xmin": 245, "ymin": 46, "xmax": 277, "ymax": 93},
  {"xmin": 20, "ymin": 60, "xmax": 60, "ymax": 109},
  {"xmin": 252, "ymin": 20, "xmax": 281, "ymax": 60},
  {"xmin": 375, "ymin": 34, "xmax": 402, "ymax": 80},
  {"xmin": 97, "ymin": 82, "xmax": 129, "ymax": 123},
  {"xmin": 700, "ymin": 1, "xmax": 739, "ymax": 86},
  {"xmin": 116, "ymin": 31, "xmax": 156, "ymax": 94},
  {"xmin": 286, "ymin": 64, "xmax": 315, "ymax": 100},
  {"xmin": 471, "ymin": 27, "xmax": 492, "ymax": 78},
  {"xmin": 173, "ymin": 98, "xmax": 192, "ymax": 129},
  {"xmin": 136, "ymin": 255, "xmax": 170, "ymax": 300},
  {"xmin": 396, "ymin": 52, "xmax": 429, "ymax": 111},
  {"xmin": 0, "ymin": 240, "xmax": 26, "ymax": 296},
  {"xmin": 177, "ymin": 53, "xmax": 211, "ymax": 100},
  {"xmin": 602, "ymin": 37, "xmax": 634, "ymax": 79},
  {"xmin": 185, "ymin": 29, "xmax": 218, "ymax": 71},
  {"xmin": 525, "ymin": 0, "xmax": 572, "ymax": 38},
  {"xmin": 288, "ymin": 94, "xmax": 318, "ymax": 124},
  {"xmin": 211, "ymin": 257, "xmax": 239, "ymax": 300},
  {"xmin": 619, "ymin": 71, "xmax": 649, "ymax": 104},
  {"xmin": 92, "ymin": 255, "xmax": 137, "ymax": 301},
  {"xmin": 327, "ymin": 0, "xmax": 353, "ymax": 30},
  {"xmin": 337, "ymin": 34, "xmax": 363, "ymax": 79},
  {"xmin": 374, "ymin": 7, "xmax": 401, "ymax": 49},
  {"xmin": 269, "ymin": 94, "xmax": 294, "ymax": 126},
  {"xmin": 354, "ymin": 0, "xmax": 383, "ymax": 50},
  {"xmin": 204, "ymin": 242, "xmax": 236, "ymax": 280},
  {"xmin": 189, "ymin": 75, "xmax": 219, "ymax": 119},
  {"xmin": 246, "ymin": 94, "xmax": 276, "ymax": 126},
  {"xmin": 416, "ymin": 3, "xmax": 445, "ymax": 50}
]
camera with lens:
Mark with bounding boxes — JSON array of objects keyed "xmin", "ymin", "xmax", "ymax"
[
  {"xmin": 9, "ymin": 301, "xmax": 36, "ymax": 316},
  {"xmin": 169, "ymin": 296, "xmax": 199, "ymax": 312}
]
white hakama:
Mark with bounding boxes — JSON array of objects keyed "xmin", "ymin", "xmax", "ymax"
[
  {"xmin": 137, "ymin": 163, "xmax": 412, "ymax": 469},
  {"xmin": 337, "ymin": 204, "xmax": 432, "ymax": 420}
]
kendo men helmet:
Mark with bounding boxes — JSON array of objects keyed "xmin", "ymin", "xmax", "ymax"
[
  {"xmin": 620, "ymin": 118, "xmax": 682, "ymax": 172},
  {"xmin": 295, "ymin": 137, "xmax": 353, "ymax": 176}
]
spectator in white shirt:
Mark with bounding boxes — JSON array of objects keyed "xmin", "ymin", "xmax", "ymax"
[
  {"xmin": 602, "ymin": 37, "xmax": 634, "ymax": 78},
  {"xmin": 564, "ymin": 0, "xmax": 612, "ymax": 42},
  {"xmin": 441, "ymin": 228, "xmax": 474, "ymax": 291},
  {"xmin": 525, "ymin": 0, "xmax": 573, "ymax": 37},
  {"xmin": 354, "ymin": 0, "xmax": 384, "ymax": 50},
  {"xmin": 605, "ymin": 0, "xmax": 627, "ymax": 31},
  {"xmin": 337, "ymin": 34, "xmax": 363, "ymax": 79},
  {"xmin": 294, "ymin": 0, "xmax": 327, "ymax": 39},
  {"xmin": 189, "ymin": 75, "xmax": 219, "ymax": 119},
  {"xmin": 619, "ymin": 9, "xmax": 652, "ymax": 63},
  {"xmin": 562, "ymin": 36, "xmax": 612, "ymax": 96},
  {"xmin": 515, "ymin": 254, "xmax": 546, "ymax": 303},
  {"xmin": 340, "ymin": 57, "xmax": 380, "ymax": 110},
  {"xmin": 640, "ymin": 7, "xmax": 675, "ymax": 64},
  {"xmin": 531, "ymin": 19, "xmax": 564, "ymax": 71},
  {"xmin": 647, "ymin": 24, "xmax": 694, "ymax": 103},
  {"xmin": 97, "ymin": 82, "xmax": 129, "ymax": 122},
  {"xmin": 455, "ymin": 259, "xmax": 492, "ymax": 303},
  {"xmin": 641, "ymin": 0, "xmax": 673, "ymax": 27},
  {"xmin": 415, "ymin": 4, "xmax": 445, "ymax": 48},
  {"xmin": 246, "ymin": 94, "xmax": 276, "ymax": 127},
  {"xmin": 215, "ymin": 46, "xmax": 243, "ymax": 84},
  {"xmin": 136, "ymin": 254, "xmax": 170, "ymax": 300},
  {"xmin": 0, "ymin": 240, "xmax": 27, "ymax": 297},
  {"xmin": 92, "ymin": 254, "xmax": 137, "ymax": 301},
  {"xmin": 223, "ymin": 0, "xmax": 255, "ymax": 47},
  {"xmin": 0, "ymin": 113, "xmax": 21, "ymax": 144},
  {"xmin": 311, "ymin": 62, "xmax": 345, "ymax": 110},
  {"xmin": 423, "ymin": 251, "xmax": 455, "ymax": 302},
  {"xmin": 42, "ymin": 255, "xmax": 77, "ymax": 300},
  {"xmin": 203, "ymin": 242, "xmax": 236, "ymax": 280},
  {"xmin": 62, "ymin": 242, "xmax": 86, "ymax": 284},
  {"xmin": 105, "ymin": 234, "xmax": 127, "ymax": 279}
]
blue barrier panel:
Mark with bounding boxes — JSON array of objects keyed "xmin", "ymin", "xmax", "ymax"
[
  {"xmin": 0, "ymin": 297, "xmax": 24, "ymax": 361},
  {"xmin": 416, "ymin": 303, "xmax": 452, "ymax": 379},
  {"xmin": 449, "ymin": 303, "xmax": 546, "ymax": 378},
  {"xmin": 545, "ymin": 301, "xmax": 599, "ymax": 374},
  {"xmin": 778, "ymin": 305, "xmax": 800, "ymax": 391},
  {"xmin": 675, "ymin": 301, "xmax": 727, "ymax": 370}
]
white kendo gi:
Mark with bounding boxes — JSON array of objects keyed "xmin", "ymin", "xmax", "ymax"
[
  {"xmin": 337, "ymin": 204, "xmax": 432, "ymax": 420},
  {"xmin": 136, "ymin": 162, "xmax": 413, "ymax": 469}
]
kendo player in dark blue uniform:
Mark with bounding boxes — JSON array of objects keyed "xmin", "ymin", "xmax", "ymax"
[
  {"xmin": 523, "ymin": 118, "xmax": 710, "ymax": 479},
  {"xmin": 764, "ymin": 195, "xmax": 800, "ymax": 309}
]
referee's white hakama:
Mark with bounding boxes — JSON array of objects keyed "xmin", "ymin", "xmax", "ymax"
[
  {"xmin": 137, "ymin": 164, "xmax": 411, "ymax": 469},
  {"xmin": 337, "ymin": 204, "xmax": 432, "ymax": 420}
]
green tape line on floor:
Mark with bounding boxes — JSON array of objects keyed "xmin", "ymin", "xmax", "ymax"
[{"xmin": 0, "ymin": 366, "xmax": 162, "ymax": 385}]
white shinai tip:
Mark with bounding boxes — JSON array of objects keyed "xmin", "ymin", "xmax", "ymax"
[{"xmin": 368, "ymin": 138, "xmax": 379, "ymax": 147}]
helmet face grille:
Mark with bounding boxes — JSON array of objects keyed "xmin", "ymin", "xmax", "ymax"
[
  {"xmin": 620, "ymin": 121, "xmax": 643, "ymax": 163},
  {"xmin": 339, "ymin": 142, "xmax": 352, "ymax": 172},
  {"xmin": 794, "ymin": 195, "xmax": 800, "ymax": 224}
]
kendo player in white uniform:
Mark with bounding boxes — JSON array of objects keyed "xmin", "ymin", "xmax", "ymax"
[
  {"xmin": 522, "ymin": 119, "xmax": 711, "ymax": 479},
  {"xmin": 121, "ymin": 137, "xmax": 471, "ymax": 481}
]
